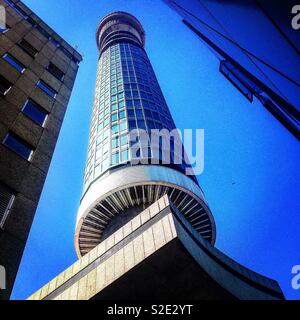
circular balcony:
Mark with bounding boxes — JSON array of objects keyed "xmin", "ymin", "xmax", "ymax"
[{"xmin": 75, "ymin": 165, "xmax": 216, "ymax": 257}]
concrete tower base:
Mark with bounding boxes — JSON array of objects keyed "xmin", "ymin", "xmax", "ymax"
[{"xmin": 28, "ymin": 196, "xmax": 284, "ymax": 300}]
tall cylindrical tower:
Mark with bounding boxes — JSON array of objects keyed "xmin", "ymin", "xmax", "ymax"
[{"xmin": 75, "ymin": 12, "xmax": 216, "ymax": 257}]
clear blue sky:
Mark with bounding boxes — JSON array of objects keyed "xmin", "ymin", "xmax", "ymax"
[{"xmin": 11, "ymin": 0, "xmax": 300, "ymax": 300}]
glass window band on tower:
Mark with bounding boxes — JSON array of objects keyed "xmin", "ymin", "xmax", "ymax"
[{"xmin": 84, "ymin": 18, "xmax": 197, "ymax": 193}]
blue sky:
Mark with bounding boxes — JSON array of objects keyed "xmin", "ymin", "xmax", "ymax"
[{"xmin": 11, "ymin": 0, "xmax": 300, "ymax": 300}]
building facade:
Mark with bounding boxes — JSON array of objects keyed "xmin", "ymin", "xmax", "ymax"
[
  {"xmin": 0, "ymin": 0, "xmax": 82, "ymax": 299},
  {"xmin": 163, "ymin": 0, "xmax": 300, "ymax": 140},
  {"xmin": 28, "ymin": 11, "xmax": 284, "ymax": 300}
]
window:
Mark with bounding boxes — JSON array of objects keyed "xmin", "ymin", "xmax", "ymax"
[
  {"xmin": 112, "ymin": 136, "xmax": 119, "ymax": 149},
  {"xmin": 135, "ymin": 110, "xmax": 143, "ymax": 119},
  {"xmin": 0, "ymin": 183, "xmax": 15, "ymax": 229},
  {"xmin": 2, "ymin": 53, "xmax": 25, "ymax": 73},
  {"xmin": 120, "ymin": 135, "xmax": 128, "ymax": 146},
  {"xmin": 132, "ymin": 91, "xmax": 139, "ymax": 99},
  {"xmin": 125, "ymin": 91, "xmax": 132, "ymax": 99},
  {"xmin": 37, "ymin": 80, "xmax": 57, "ymax": 98},
  {"xmin": 111, "ymin": 124, "xmax": 119, "ymax": 134},
  {"xmin": 96, "ymin": 148, "xmax": 102, "ymax": 161},
  {"xmin": 126, "ymin": 99, "xmax": 133, "ymax": 108},
  {"xmin": 18, "ymin": 39, "xmax": 38, "ymax": 57},
  {"xmin": 47, "ymin": 63, "xmax": 65, "ymax": 81},
  {"xmin": 111, "ymin": 152, "xmax": 119, "ymax": 165},
  {"xmin": 144, "ymin": 109, "xmax": 152, "ymax": 118},
  {"xmin": 22, "ymin": 99, "xmax": 48, "ymax": 126},
  {"xmin": 129, "ymin": 120, "xmax": 136, "ymax": 130},
  {"xmin": 3, "ymin": 132, "xmax": 34, "ymax": 160},
  {"xmin": 103, "ymin": 129, "xmax": 109, "ymax": 140},
  {"xmin": 118, "ymin": 100, "xmax": 125, "ymax": 108},
  {"xmin": 137, "ymin": 120, "xmax": 146, "ymax": 129},
  {"xmin": 153, "ymin": 111, "xmax": 159, "ymax": 119},
  {"xmin": 119, "ymin": 110, "xmax": 126, "ymax": 119},
  {"xmin": 98, "ymin": 122, "xmax": 103, "ymax": 131},
  {"xmin": 98, "ymin": 112, "xmax": 104, "ymax": 121},
  {"xmin": 0, "ymin": 75, "xmax": 12, "ymax": 95},
  {"xmin": 128, "ymin": 109, "xmax": 135, "ymax": 118},
  {"xmin": 120, "ymin": 120, "xmax": 127, "ymax": 132},
  {"xmin": 103, "ymin": 118, "xmax": 109, "ymax": 127},
  {"xmin": 134, "ymin": 100, "xmax": 141, "ymax": 107},
  {"xmin": 121, "ymin": 149, "xmax": 129, "ymax": 162},
  {"xmin": 111, "ymin": 113, "xmax": 118, "ymax": 122},
  {"xmin": 102, "ymin": 157, "xmax": 109, "ymax": 172},
  {"xmin": 103, "ymin": 142, "xmax": 109, "ymax": 155}
]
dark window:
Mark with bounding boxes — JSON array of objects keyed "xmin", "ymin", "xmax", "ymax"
[
  {"xmin": 135, "ymin": 110, "xmax": 143, "ymax": 119},
  {"xmin": 0, "ymin": 183, "xmax": 15, "ymax": 229},
  {"xmin": 119, "ymin": 110, "xmax": 126, "ymax": 119},
  {"xmin": 129, "ymin": 120, "xmax": 136, "ymax": 130},
  {"xmin": 137, "ymin": 120, "xmax": 146, "ymax": 129},
  {"xmin": 147, "ymin": 120, "xmax": 155, "ymax": 130},
  {"xmin": 22, "ymin": 99, "xmax": 48, "ymax": 126},
  {"xmin": 152, "ymin": 111, "xmax": 159, "ymax": 120},
  {"xmin": 18, "ymin": 39, "xmax": 38, "ymax": 57},
  {"xmin": 144, "ymin": 109, "xmax": 152, "ymax": 118},
  {"xmin": 0, "ymin": 75, "xmax": 12, "ymax": 95},
  {"xmin": 3, "ymin": 132, "xmax": 34, "ymax": 160},
  {"xmin": 2, "ymin": 53, "xmax": 25, "ymax": 73},
  {"xmin": 126, "ymin": 99, "xmax": 133, "ymax": 108},
  {"xmin": 127, "ymin": 110, "xmax": 135, "ymax": 118},
  {"xmin": 132, "ymin": 91, "xmax": 139, "ymax": 99},
  {"xmin": 37, "ymin": 80, "xmax": 57, "ymax": 98},
  {"xmin": 47, "ymin": 62, "xmax": 65, "ymax": 81},
  {"xmin": 133, "ymin": 100, "xmax": 141, "ymax": 107}
]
